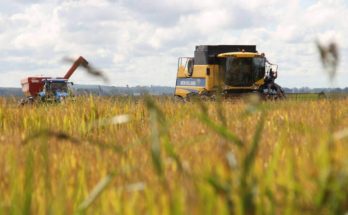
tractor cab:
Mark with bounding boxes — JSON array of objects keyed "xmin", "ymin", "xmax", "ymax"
[{"xmin": 38, "ymin": 79, "xmax": 72, "ymax": 102}]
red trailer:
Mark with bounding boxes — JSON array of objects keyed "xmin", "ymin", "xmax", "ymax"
[
  {"xmin": 20, "ymin": 56, "xmax": 88, "ymax": 98},
  {"xmin": 21, "ymin": 77, "xmax": 51, "ymax": 97}
]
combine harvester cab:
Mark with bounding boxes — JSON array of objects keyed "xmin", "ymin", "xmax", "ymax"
[
  {"xmin": 174, "ymin": 45, "xmax": 285, "ymax": 100},
  {"xmin": 20, "ymin": 56, "xmax": 88, "ymax": 105}
]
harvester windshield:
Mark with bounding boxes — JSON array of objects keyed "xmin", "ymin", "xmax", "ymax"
[{"xmin": 220, "ymin": 57, "xmax": 265, "ymax": 87}]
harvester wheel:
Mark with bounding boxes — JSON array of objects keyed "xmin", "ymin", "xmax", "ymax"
[
  {"xmin": 263, "ymin": 93, "xmax": 285, "ymax": 101},
  {"xmin": 259, "ymin": 84, "xmax": 286, "ymax": 101},
  {"xmin": 275, "ymin": 87, "xmax": 286, "ymax": 100},
  {"xmin": 200, "ymin": 95, "xmax": 210, "ymax": 101},
  {"xmin": 174, "ymin": 95, "xmax": 185, "ymax": 103}
]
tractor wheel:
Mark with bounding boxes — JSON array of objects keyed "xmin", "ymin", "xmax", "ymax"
[{"xmin": 59, "ymin": 97, "xmax": 65, "ymax": 103}]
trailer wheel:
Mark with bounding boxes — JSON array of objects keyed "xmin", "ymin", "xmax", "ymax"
[
  {"xmin": 28, "ymin": 97, "xmax": 35, "ymax": 104},
  {"xmin": 19, "ymin": 98, "xmax": 26, "ymax": 106}
]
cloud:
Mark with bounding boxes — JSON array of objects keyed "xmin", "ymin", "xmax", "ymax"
[{"xmin": 0, "ymin": 0, "xmax": 347, "ymax": 88}]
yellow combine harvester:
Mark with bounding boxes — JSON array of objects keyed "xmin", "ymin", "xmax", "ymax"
[{"xmin": 174, "ymin": 45, "xmax": 284, "ymax": 100}]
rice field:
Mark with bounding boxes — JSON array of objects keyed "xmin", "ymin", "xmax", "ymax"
[{"xmin": 0, "ymin": 96, "xmax": 348, "ymax": 214}]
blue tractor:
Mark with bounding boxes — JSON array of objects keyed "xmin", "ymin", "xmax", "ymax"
[{"xmin": 38, "ymin": 79, "xmax": 73, "ymax": 102}]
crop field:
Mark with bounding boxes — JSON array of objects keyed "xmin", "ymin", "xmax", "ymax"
[{"xmin": 0, "ymin": 96, "xmax": 348, "ymax": 215}]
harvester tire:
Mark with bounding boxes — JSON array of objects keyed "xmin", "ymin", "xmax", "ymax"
[{"xmin": 174, "ymin": 95, "xmax": 185, "ymax": 103}]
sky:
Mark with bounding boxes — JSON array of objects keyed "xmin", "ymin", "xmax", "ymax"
[{"xmin": 0, "ymin": 0, "xmax": 347, "ymax": 88}]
